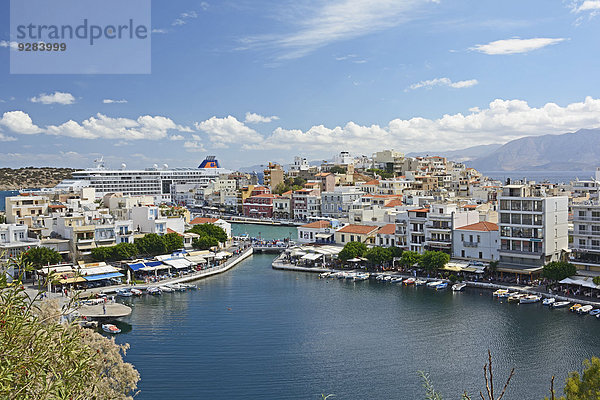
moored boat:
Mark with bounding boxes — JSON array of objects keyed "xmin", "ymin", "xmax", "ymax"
[
  {"xmin": 101, "ymin": 324, "xmax": 121, "ymax": 334},
  {"xmin": 116, "ymin": 289, "xmax": 133, "ymax": 297},
  {"xmin": 452, "ymin": 283, "xmax": 466, "ymax": 291},
  {"xmin": 519, "ymin": 295, "xmax": 541, "ymax": 304},
  {"xmin": 160, "ymin": 286, "xmax": 175, "ymax": 293},
  {"xmin": 415, "ymin": 279, "xmax": 427, "ymax": 286},
  {"xmin": 552, "ymin": 301, "xmax": 570, "ymax": 309},
  {"xmin": 404, "ymin": 278, "xmax": 416, "ymax": 285},
  {"xmin": 353, "ymin": 273, "xmax": 370, "ymax": 281},
  {"xmin": 427, "ymin": 281, "xmax": 443, "ymax": 288},
  {"xmin": 493, "ymin": 289, "xmax": 509, "ymax": 297},
  {"xmin": 130, "ymin": 288, "xmax": 143, "ymax": 296},
  {"xmin": 436, "ymin": 282, "xmax": 448, "ymax": 290},
  {"xmin": 147, "ymin": 287, "xmax": 161, "ymax": 295},
  {"xmin": 390, "ymin": 277, "xmax": 404, "ymax": 283},
  {"xmin": 570, "ymin": 304, "xmax": 582, "ymax": 312},
  {"xmin": 542, "ymin": 297, "xmax": 556, "ymax": 306},
  {"xmin": 577, "ymin": 305, "xmax": 593, "ymax": 314},
  {"xmin": 589, "ymin": 309, "xmax": 600, "ymax": 316},
  {"xmin": 508, "ymin": 293, "xmax": 525, "ymax": 302}
]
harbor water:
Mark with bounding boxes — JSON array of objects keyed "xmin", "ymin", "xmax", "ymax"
[{"xmin": 113, "ymin": 226, "xmax": 599, "ymax": 399}]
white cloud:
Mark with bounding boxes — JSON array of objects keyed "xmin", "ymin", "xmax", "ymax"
[
  {"xmin": 0, "ymin": 111, "xmax": 43, "ymax": 134},
  {"xmin": 194, "ymin": 115, "xmax": 263, "ymax": 148},
  {"xmin": 184, "ymin": 141, "xmax": 206, "ymax": 152},
  {"xmin": 152, "ymin": 29, "xmax": 168, "ymax": 34},
  {"xmin": 172, "ymin": 10, "xmax": 198, "ymax": 26},
  {"xmin": 103, "ymin": 99, "xmax": 128, "ymax": 104},
  {"xmin": 240, "ymin": 97, "xmax": 600, "ymax": 154},
  {"xmin": 240, "ymin": 0, "xmax": 439, "ymax": 60},
  {"xmin": 577, "ymin": 0, "xmax": 600, "ymax": 11},
  {"xmin": 0, "ymin": 133, "xmax": 17, "ymax": 142},
  {"xmin": 569, "ymin": 0, "xmax": 600, "ymax": 23},
  {"xmin": 0, "ymin": 40, "xmax": 18, "ymax": 50},
  {"xmin": 407, "ymin": 77, "xmax": 478, "ymax": 91},
  {"xmin": 244, "ymin": 112, "xmax": 280, "ymax": 124},
  {"xmin": 470, "ymin": 38, "xmax": 566, "ymax": 55},
  {"xmin": 45, "ymin": 113, "xmax": 194, "ymax": 140},
  {"xmin": 169, "ymin": 134, "xmax": 185, "ymax": 141},
  {"xmin": 30, "ymin": 91, "xmax": 76, "ymax": 105}
]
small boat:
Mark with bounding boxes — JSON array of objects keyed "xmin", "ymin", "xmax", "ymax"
[
  {"xmin": 589, "ymin": 309, "xmax": 600, "ymax": 316},
  {"xmin": 552, "ymin": 301, "xmax": 570, "ymax": 309},
  {"xmin": 375, "ymin": 274, "xmax": 385, "ymax": 281},
  {"xmin": 384, "ymin": 275, "xmax": 393, "ymax": 282},
  {"xmin": 436, "ymin": 282, "xmax": 448, "ymax": 290},
  {"xmin": 181, "ymin": 283, "xmax": 197, "ymax": 290},
  {"xmin": 508, "ymin": 293, "xmax": 525, "ymax": 302},
  {"xmin": 497, "ymin": 291, "xmax": 511, "ymax": 299},
  {"xmin": 570, "ymin": 304, "xmax": 582, "ymax": 312},
  {"xmin": 427, "ymin": 281, "xmax": 443, "ymax": 288},
  {"xmin": 101, "ymin": 324, "xmax": 121, "ymax": 334},
  {"xmin": 353, "ymin": 273, "xmax": 370, "ymax": 281},
  {"xmin": 147, "ymin": 287, "xmax": 161, "ymax": 295},
  {"xmin": 130, "ymin": 288, "xmax": 143, "ymax": 296},
  {"xmin": 542, "ymin": 297, "xmax": 556, "ymax": 306},
  {"xmin": 415, "ymin": 279, "xmax": 427, "ymax": 286},
  {"xmin": 168, "ymin": 283, "xmax": 187, "ymax": 292},
  {"xmin": 452, "ymin": 283, "xmax": 466, "ymax": 291},
  {"xmin": 519, "ymin": 295, "xmax": 541, "ymax": 304},
  {"xmin": 404, "ymin": 278, "xmax": 416, "ymax": 285},
  {"xmin": 116, "ymin": 289, "xmax": 133, "ymax": 297},
  {"xmin": 493, "ymin": 289, "xmax": 509, "ymax": 297},
  {"xmin": 78, "ymin": 320, "xmax": 98, "ymax": 329},
  {"xmin": 577, "ymin": 305, "xmax": 593, "ymax": 314},
  {"xmin": 319, "ymin": 272, "xmax": 331, "ymax": 278},
  {"xmin": 391, "ymin": 277, "xmax": 403, "ymax": 284}
]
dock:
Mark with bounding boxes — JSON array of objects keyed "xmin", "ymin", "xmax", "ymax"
[{"xmin": 75, "ymin": 302, "xmax": 132, "ymax": 320}]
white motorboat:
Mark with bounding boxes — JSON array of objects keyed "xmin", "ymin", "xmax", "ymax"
[
  {"xmin": 147, "ymin": 287, "xmax": 161, "ymax": 295},
  {"xmin": 116, "ymin": 289, "xmax": 133, "ymax": 297},
  {"xmin": 452, "ymin": 283, "xmax": 466, "ymax": 291},
  {"xmin": 353, "ymin": 273, "xmax": 370, "ymax": 281},
  {"xmin": 436, "ymin": 282, "xmax": 449, "ymax": 290},
  {"xmin": 519, "ymin": 295, "xmax": 541, "ymax": 304},
  {"xmin": 375, "ymin": 274, "xmax": 385, "ymax": 281},
  {"xmin": 130, "ymin": 288, "xmax": 143, "ymax": 296},
  {"xmin": 390, "ymin": 277, "xmax": 403, "ymax": 284},
  {"xmin": 427, "ymin": 281, "xmax": 443, "ymax": 288},
  {"xmin": 493, "ymin": 289, "xmax": 509, "ymax": 297},
  {"xmin": 319, "ymin": 272, "xmax": 331, "ymax": 279},
  {"xmin": 168, "ymin": 283, "xmax": 187, "ymax": 292},
  {"xmin": 589, "ymin": 309, "xmax": 600, "ymax": 316},
  {"xmin": 552, "ymin": 301, "xmax": 570, "ymax": 308},
  {"xmin": 384, "ymin": 275, "xmax": 393, "ymax": 281},
  {"xmin": 577, "ymin": 305, "xmax": 593, "ymax": 314},
  {"xmin": 181, "ymin": 283, "xmax": 197, "ymax": 290},
  {"xmin": 404, "ymin": 278, "xmax": 416, "ymax": 285},
  {"xmin": 101, "ymin": 324, "xmax": 121, "ymax": 334},
  {"xmin": 159, "ymin": 286, "xmax": 174, "ymax": 293},
  {"xmin": 507, "ymin": 293, "xmax": 525, "ymax": 302},
  {"xmin": 542, "ymin": 297, "xmax": 556, "ymax": 306},
  {"xmin": 497, "ymin": 291, "xmax": 511, "ymax": 299},
  {"xmin": 415, "ymin": 279, "xmax": 427, "ymax": 286}
]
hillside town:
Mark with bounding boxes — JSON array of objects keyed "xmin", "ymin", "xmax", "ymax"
[{"xmin": 1, "ymin": 151, "xmax": 600, "ymax": 288}]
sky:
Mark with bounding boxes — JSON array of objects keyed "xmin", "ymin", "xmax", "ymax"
[{"xmin": 1, "ymin": 0, "xmax": 600, "ymax": 170}]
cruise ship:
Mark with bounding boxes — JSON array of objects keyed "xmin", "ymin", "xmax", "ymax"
[{"xmin": 53, "ymin": 156, "xmax": 230, "ymax": 202}]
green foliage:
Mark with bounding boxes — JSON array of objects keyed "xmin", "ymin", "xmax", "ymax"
[
  {"xmin": 163, "ymin": 232, "xmax": 184, "ymax": 253},
  {"xmin": 292, "ymin": 177, "xmax": 306, "ymax": 187},
  {"xmin": 187, "ymin": 224, "xmax": 228, "ymax": 243},
  {"xmin": 192, "ymin": 235, "xmax": 219, "ymax": 250},
  {"xmin": 593, "ymin": 276, "xmax": 600, "ymax": 286},
  {"xmin": 21, "ymin": 247, "xmax": 62, "ymax": 268},
  {"xmin": 329, "ymin": 166, "xmax": 346, "ymax": 174},
  {"xmin": 399, "ymin": 251, "xmax": 421, "ymax": 268},
  {"xmin": 543, "ymin": 261, "xmax": 577, "ymax": 282},
  {"xmin": 365, "ymin": 246, "xmax": 392, "ymax": 265},
  {"xmin": 552, "ymin": 357, "xmax": 600, "ymax": 400},
  {"xmin": 91, "ymin": 246, "xmax": 111, "ymax": 262},
  {"xmin": 0, "ymin": 214, "xmax": 5, "ymax": 223},
  {"xmin": 418, "ymin": 371, "xmax": 444, "ymax": 400},
  {"xmin": 448, "ymin": 274, "xmax": 458, "ymax": 283},
  {"xmin": 366, "ymin": 168, "xmax": 394, "ymax": 179},
  {"xmin": 419, "ymin": 251, "xmax": 450, "ymax": 272},
  {"xmin": 134, "ymin": 233, "xmax": 167, "ymax": 257},
  {"xmin": 338, "ymin": 241, "xmax": 368, "ymax": 262},
  {"xmin": 389, "ymin": 246, "xmax": 404, "ymax": 259},
  {"xmin": 112, "ymin": 242, "xmax": 138, "ymax": 261}
]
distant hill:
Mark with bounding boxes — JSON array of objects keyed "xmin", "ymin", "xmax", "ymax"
[
  {"xmin": 0, "ymin": 167, "xmax": 74, "ymax": 190},
  {"xmin": 468, "ymin": 128, "xmax": 600, "ymax": 171},
  {"xmin": 407, "ymin": 143, "xmax": 502, "ymax": 162}
]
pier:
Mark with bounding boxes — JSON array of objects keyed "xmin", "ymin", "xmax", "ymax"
[{"xmin": 75, "ymin": 302, "xmax": 133, "ymax": 320}]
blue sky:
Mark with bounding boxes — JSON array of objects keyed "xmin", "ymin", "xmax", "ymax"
[{"xmin": 1, "ymin": 0, "xmax": 600, "ymax": 169}]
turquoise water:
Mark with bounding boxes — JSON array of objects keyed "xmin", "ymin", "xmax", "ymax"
[
  {"xmin": 114, "ymin": 252, "xmax": 600, "ymax": 399},
  {"xmin": 232, "ymin": 223, "xmax": 298, "ymax": 241}
]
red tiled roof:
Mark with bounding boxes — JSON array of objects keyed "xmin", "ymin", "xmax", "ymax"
[
  {"xmin": 337, "ymin": 224, "xmax": 379, "ymax": 234},
  {"xmin": 363, "ymin": 179, "xmax": 379, "ymax": 185},
  {"xmin": 300, "ymin": 221, "xmax": 331, "ymax": 229},
  {"xmin": 456, "ymin": 221, "xmax": 499, "ymax": 232},
  {"xmin": 166, "ymin": 228, "xmax": 184, "ymax": 236},
  {"xmin": 377, "ymin": 224, "xmax": 396, "ymax": 235},
  {"xmin": 49, "ymin": 205, "xmax": 66, "ymax": 209},
  {"xmin": 384, "ymin": 199, "xmax": 403, "ymax": 208},
  {"xmin": 409, "ymin": 208, "xmax": 430, "ymax": 213},
  {"xmin": 190, "ymin": 217, "xmax": 219, "ymax": 224},
  {"xmin": 462, "ymin": 204, "xmax": 478, "ymax": 209},
  {"xmin": 252, "ymin": 194, "xmax": 276, "ymax": 198}
]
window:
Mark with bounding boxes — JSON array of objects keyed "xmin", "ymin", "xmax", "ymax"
[
  {"xmin": 461, "ymin": 250, "xmax": 465, "ymax": 257},
  {"xmin": 350, "ymin": 235, "xmax": 355, "ymax": 242},
  {"xmin": 477, "ymin": 235, "xmax": 480, "ymax": 243},
  {"xmin": 479, "ymin": 252, "xmax": 483, "ymax": 259},
  {"xmin": 461, "ymin": 234, "xmax": 464, "ymax": 241},
  {"xmin": 341, "ymin": 234, "xmax": 345, "ymax": 242}
]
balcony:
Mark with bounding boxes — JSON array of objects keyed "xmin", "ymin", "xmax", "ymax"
[
  {"xmin": 463, "ymin": 241, "xmax": 478, "ymax": 248},
  {"xmin": 572, "ymin": 244, "xmax": 600, "ymax": 252},
  {"xmin": 426, "ymin": 237, "xmax": 452, "ymax": 243}
]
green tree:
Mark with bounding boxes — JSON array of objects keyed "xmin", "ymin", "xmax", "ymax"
[
  {"xmin": 293, "ymin": 176, "xmax": 306, "ymax": 187},
  {"xmin": 91, "ymin": 246, "xmax": 113, "ymax": 262},
  {"xmin": 329, "ymin": 166, "xmax": 346, "ymax": 174},
  {"xmin": 542, "ymin": 261, "xmax": 577, "ymax": 282},
  {"xmin": 273, "ymin": 182, "xmax": 290, "ymax": 195},
  {"xmin": 365, "ymin": 246, "xmax": 392, "ymax": 266},
  {"xmin": 399, "ymin": 251, "xmax": 421, "ymax": 268},
  {"xmin": 0, "ymin": 214, "xmax": 5, "ymax": 223},
  {"xmin": 559, "ymin": 357, "xmax": 600, "ymax": 400},
  {"xmin": 192, "ymin": 235, "xmax": 219, "ymax": 250},
  {"xmin": 135, "ymin": 233, "xmax": 167, "ymax": 256},
  {"xmin": 389, "ymin": 246, "xmax": 403, "ymax": 259},
  {"xmin": 163, "ymin": 232, "xmax": 184, "ymax": 253},
  {"xmin": 187, "ymin": 224, "xmax": 227, "ymax": 243},
  {"xmin": 338, "ymin": 241, "xmax": 368, "ymax": 262},
  {"xmin": 593, "ymin": 276, "xmax": 600, "ymax": 286},
  {"xmin": 419, "ymin": 251, "xmax": 450, "ymax": 273},
  {"xmin": 21, "ymin": 246, "xmax": 62, "ymax": 268},
  {"xmin": 112, "ymin": 242, "xmax": 138, "ymax": 261}
]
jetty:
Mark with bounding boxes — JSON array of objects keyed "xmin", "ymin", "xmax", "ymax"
[{"xmin": 75, "ymin": 302, "xmax": 132, "ymax": 320}]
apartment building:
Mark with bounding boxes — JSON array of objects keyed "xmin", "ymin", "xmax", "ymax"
[
  {"xmin": 5, "ymin": 195, "xmax": 49, "ymax": 226},
  {"xmin": 453, "ymin": 221, "xmax": 500, "ymax": 262},
  {"xmin": 498, "ymin": 184, "xmax": 568, "ymax": 268},
  {"xmin": 263, "ymin": 162, "xmax": 284, "ymax": 190},
  {"xmin": 570, "ymin": 202, "xmax": 600, "ymax": 272},
  {"xmin": 321, "ymin": 187, "xmax": 364, "ymax": 218}
]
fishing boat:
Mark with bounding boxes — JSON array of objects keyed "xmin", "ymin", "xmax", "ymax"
[
  {"xmin": 570, "ymin": 304, "xmax": 582, "ymax": 312},
  {"xmin": 427, "ymin": 281, "xmax": 443, "ymax": 288},
  {"xmin": 497, "ymin": 291, "xmax": 511, "ymax": 298},
  {"xmin": 101, "ymin": 324, "xmax": 121, "ymax": 334},
  {"xmin": 508, "ymin": 293, "xmax": 525, "ymax": 303},
  {"xmin": 168, "ymin": 283, "xmax": 187, "ymax": 292},
  {"xmin": 415, "ymin": 279, "xmax": 427, "ymax": 286},
  {"xmin": 147, "ymin": 287, "xmax": 161, "ymax": 295},
  {"xmin": 519, "ymin": 295, "xmax": 541, "ymax": 304},
  {"xmin": 436, "ymin": 282, "xmax": 448, "ymax": 290},
  {"xmin": 116, "ymin": 289, "xmax": 133, "ymax": 297},
  {"xmin": 391, "ymin": 277, "xmax": 403, "ymax": 284},
  {"xmin": 552, "ymin": 301, "xmax": 570, "ymax": 309},
  {"xmin": 159, "ymin": 286, "xmax": 174, "ymax": 293},
  {"xmin": 493, "ymin": 289, "xmax": 509, "ymax": 297},
  {"xmin": 542, "ymin": 297, "xmax": 556, "ymax": 306},
  {"xmin": 354, "ymin": 273, "xmax": 370, "ymax": 281},
  {"xmin": 181, "ymin": 283, "xmax": 197, "ymax": 290},
  {"xmin": 404, "ymin": 278, "xmax": 416, "ymax": 285},
  {"xmin": 452, "ymin": 283, "xmax": 466, "ymax": 291},
  {"xmin": 577, "ymin": 305, "xmax": 593, "ymax": 314},
  {"xmin": 130, "ymin": 288, "xmax": 143, "ymax": 296},
  {"xmin": 589, "ymin": 309, "xmax": 600, "ymax": 316}
]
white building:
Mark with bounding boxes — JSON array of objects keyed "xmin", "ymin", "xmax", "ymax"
[
  {"xmin": 498, "ymin": 184, "xmax": 568, "ymax": 268},
  {"xmin": 569, "ymin": 202, "xmax": 600, "ymax": 273},
  {"xmin": 321, "ymin": 187, "xmax": 364, "ymax": 218},
  {"xmin": 5, "ymin": 195, "xmax": 49, "ymax": 226},
  {"xmin": 131, "ymin": 206, "xmax": 167, "ymax": 235},
  {"xmin": 453, "ymin": 221, "xmax": 500, "ymax": 262},
  {"xmin": 0, "ymin": 224, "xmax": 40, "ymax": 259},
  {"xmin": 297, "ymin": 221, "xmax": 335, "ymax": 244}
]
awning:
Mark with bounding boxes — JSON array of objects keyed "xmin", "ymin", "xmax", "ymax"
[
  {"xmin": 39, "ymin": 265, "xmax": 74, "ymax": 275},
  {"xmin": 128, "ymin": 262, "xmax": 146, "ymax": 271},
  {"xmin": 140, "ymin": 264, "xmax": 170, "ymax": 272},
  {"xmin": 301, "ymin": 253, "xmax": 323, "ymax": 261},
  {"xmin": 59, "ymin": 276, "xmax": 86, "ymax": 284},
  {"xmin": 84, "ymin": 272, "xmax": 124, "ymax": 282},
  {"xmin": 163, "ymin": 259, "xmax": 192, "ymax": 269},
  {"xmin": 78, "ymin": 265, "xmax": 119, "ymax": 276},
  {"xmin": 443, "ymin": 265, "xmax": 463, "ymax": 272},
  {"xmin": 315, "ymin": 233, "xmax": 334, "ymax": 239},
  {"xmin": 144, "ymin": 261, "xmax": 163, "ymax": 267},
  {"xmin": 347, "ymin": 258, "xmax": 361, "ymax": 262},
  {"xmin": 559, "ymin": 277, "xmax": 600, "ymax": 289},
  {"xmin": 185, "ymin": 255, "xmax": 207, "ymax": 264},
  {"xmin": 215, "ymin": 251, "xmax": 232, "ymax": 258},
  {"xmin": 291, "ymin": 250, "xmax": 307, "ymax": 257}
]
